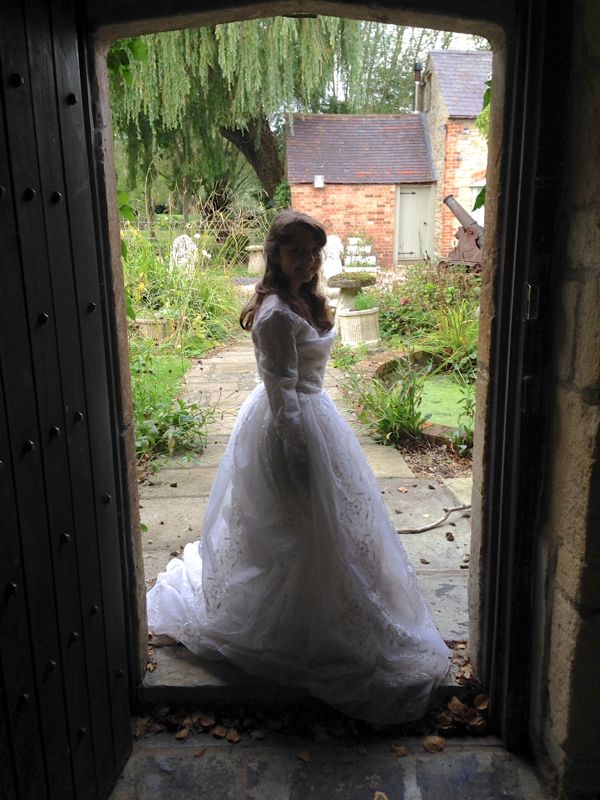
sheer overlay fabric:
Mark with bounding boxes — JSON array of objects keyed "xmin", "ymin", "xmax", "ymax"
[{"xmin": 147, "ymin": 294, "xmax": 449, "ymax": 723}]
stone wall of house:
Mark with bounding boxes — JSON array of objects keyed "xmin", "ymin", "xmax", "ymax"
[
  {"xmin": 422, "ymin": 67, "xmax": 448, "ymax": 259},
  {"xmin": 441, "ymin": 120, "xmax": 488, "ymax": 256},
  {"xmin": 291, "ymin": 183, "xmax": 396, "ymax": 267},
  {"xmin": 529, "ymin": 1, "xmax": 600, "ymax": 795}
]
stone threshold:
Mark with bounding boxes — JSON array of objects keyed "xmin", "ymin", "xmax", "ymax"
[{"xmin": 139, "ymin": 644, "xmax": 472, "ymax": 712}]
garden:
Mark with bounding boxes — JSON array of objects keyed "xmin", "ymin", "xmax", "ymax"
[
  {"xmin": 122, "ymin": 207, "xmax": 480, "ymax": 473},
  {"xmin": 329, "ymin": 259, "xmax": 480, "ymax": 465},
  {"xmin": 121, "ymin": 203, "xmax": 274, "ymax": 471}
]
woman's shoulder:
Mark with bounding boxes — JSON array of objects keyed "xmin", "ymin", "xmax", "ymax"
[{"xmin": 254, "ymin": 294, "xmax": 301, "ymax": 328}]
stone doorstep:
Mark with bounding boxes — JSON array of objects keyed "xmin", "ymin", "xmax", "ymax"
[
  {"xmin": 110, "ymin": 737, "xmax": 546, "ymax": 800},
  {"xmin": 139, "ymin": 645, "xmax": 472, "ymax": 712}
]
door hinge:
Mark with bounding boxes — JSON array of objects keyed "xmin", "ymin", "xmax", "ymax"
[{"xmin": 524, "ymin": 283, "xmax": 539, "ymax": 320}]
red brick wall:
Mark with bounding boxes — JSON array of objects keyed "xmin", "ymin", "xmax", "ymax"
[
  {"xmin": 291, "ymin": 184, "xmax": 396, "ymax": 267},
  {"xmin": 441, "ymin": 119, "xmax": 487, "ymax": 256}
]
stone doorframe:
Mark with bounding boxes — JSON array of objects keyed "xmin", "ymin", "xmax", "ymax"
[{"xmin": 86, "ymin": 0, "xmax": 548, "ymax": 750}]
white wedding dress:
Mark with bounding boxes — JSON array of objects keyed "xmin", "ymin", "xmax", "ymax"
[{"xmin": 147, "ymin": 294, "xmax": 449, "ymax": 724}]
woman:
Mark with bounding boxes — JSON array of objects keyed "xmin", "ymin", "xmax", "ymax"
[{"xmin": 147, "ymin": 210, "xmax": 449, "ymax": 723}]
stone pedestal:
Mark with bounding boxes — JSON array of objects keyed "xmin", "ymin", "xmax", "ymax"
[
  {"xmin": 247, "ymin": 245, "xmax": 265, "ymax": 274},
  {"xmin": 337, "ymin": 307, "xmax": 380, "ymax": 347}
]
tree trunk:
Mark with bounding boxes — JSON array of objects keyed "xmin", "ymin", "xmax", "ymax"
[
  {"xmin": 220, "ymin": 116, "xmax": 284, "ymax": 200},
  {"xmin": 182, "ymin": 173, "xmax": 190, "ymax": 222}
]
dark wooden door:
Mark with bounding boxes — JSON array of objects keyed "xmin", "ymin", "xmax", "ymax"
[{"xmin": 0, "ymin": 1, "xmax": 132, "ymax": 797}]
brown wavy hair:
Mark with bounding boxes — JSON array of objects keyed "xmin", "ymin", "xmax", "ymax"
[{"xmin": 240, "ymin": 210, "xmax": 333, "ymax": 332}]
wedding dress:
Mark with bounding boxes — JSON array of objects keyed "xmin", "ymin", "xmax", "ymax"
[{"xmin": 147, "ymin": 294, "xmax": 449, "ymax": 724}]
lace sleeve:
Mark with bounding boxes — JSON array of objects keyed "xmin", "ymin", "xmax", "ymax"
[{"xmin": 252, "ymin": 307, "xmax": 308, "ymax": 474}]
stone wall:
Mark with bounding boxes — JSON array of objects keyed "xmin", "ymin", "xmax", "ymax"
[
  {"xmin": 529, "ymin": 1, "xmax": 600, "ymax": 795},
  {"xmin": 422, "ymin": 66, "xmax": 448, "ymax": 257},
  {"xmin": 291, "ymin": 183, "xmax": 396, "ymax": 267}
]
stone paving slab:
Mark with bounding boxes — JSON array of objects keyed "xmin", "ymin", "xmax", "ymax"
[{"xmin": 109, "ymin": 735, "xmax": 545, "ymax": 800}]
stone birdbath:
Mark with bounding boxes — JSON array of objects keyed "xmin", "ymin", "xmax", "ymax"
[{"xmin": 327, "ymin": 272, "xmax": 377, "ymax": 316}]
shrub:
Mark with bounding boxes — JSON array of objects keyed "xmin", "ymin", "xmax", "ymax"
[
  {"xmin": 343, "ymin": 365, "xmax": 431, "ymax": 444},
  {"xmin": 121, "ymin": 227, "xmax": 241, "ymax": 353},
  {"xmin": 353, "ymin": 291, "xmax": 380, "ymax": 311},
  {"xmin": 129, "ymin": 339, "xmax": 215, "ymax": 463},
  {"xmin": 412, "ymin": 301, "xmax": 479, "ymax": 375}
]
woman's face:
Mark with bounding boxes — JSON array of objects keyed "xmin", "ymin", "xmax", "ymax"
[{"xmin": 275, "ymin": 226, "xmax": 322, "ymax": 292}]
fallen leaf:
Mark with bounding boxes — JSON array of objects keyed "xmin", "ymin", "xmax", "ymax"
[
  {"xmin": 194, "ymin": 748, "xmax": 207, "ymax": 758},
  {"xmin": 397, "ymin": 486, "xmax": 409, "ymax": 493},
  {"xmin": 448, "ymin": 696, "xmax": 469, "ymax": 720},
  {"xmin": 226, "ymin": 728, "xmax": 241, "ymax": 743},
  {"xmin": 211, "ymin": 725, "xmax": 228, "ymax": 739},
  {"xmin": 373, "ymin": 792, "xmax": 390, "ymax": 800},
  {"xmin": 390, "ymin": 743, "xmax": 409, "ymax": 757},
  {"xmin": 423, "ymin": 513, "xmax": 431, "ymax": 518},
  {"xmin": 175, "ymin": 728, "xmax": 189, "ymax": 740},
  {"xmin": 464, "ymin": 708, "xmax": 484, "ymax": 725},
  {"xmin": 422, "ymin": 735, "xmax": 446, "ymax": 752},
  {"xmin": 474, "ymin": 693, "xmax": 490, "ymax": 711},
  {"xmin": 445, "ymin": 531, "xmax": 455, "ymax": 541},
  {"xmin": 199, "ymin": 714, "xmax": 215, "ymax": 728},
  {"xmin": 132, "ymin": 717, "xmax": 149, "ymax": 738},
  {"xmin": 169, "ymin": 482, "xmax": 178, "ymax": 488},
  {"xmin": 419, "ymin": 558, "xmax": 430, "ymax": 565},
  {"xmin": 297, "ymin": 751, "xmax": 310, "ymax": 763},
  {"xmin": 455, "ymin": 643, "xmax": 466, "ymax": 650}
]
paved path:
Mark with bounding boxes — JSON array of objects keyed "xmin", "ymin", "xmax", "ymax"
[{"xmin": 140, "ymin": 337, "xmax": 471, "ymax": 643}]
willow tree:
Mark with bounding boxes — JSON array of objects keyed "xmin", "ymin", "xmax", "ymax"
[{"xmin": 110, "ymin": 18, "xmax": 363, "ymax": 205}]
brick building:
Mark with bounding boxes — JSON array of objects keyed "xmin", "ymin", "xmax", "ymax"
[
  {"xmin": 286, "ymin": 51, "xmax": 491, "ymax": 266},
  {"xmin": 286, "ymin": 114, "xmax": 435, "ymax": 267}
]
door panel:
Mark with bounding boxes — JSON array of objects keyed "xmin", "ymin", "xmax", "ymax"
[
  {"xmin": 0, "ymin": 1, "xmax": 132, "ymax": 797},
  {"xmin": 395, "ymin": 183, "xmax": 435, "ymax": 261}
]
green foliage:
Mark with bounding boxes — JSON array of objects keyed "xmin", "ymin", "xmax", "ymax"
[
  {"xmin": 353, "ymin": 292, "xmax": 380, "ymax": 311},
  {"xmin": 371, "ymin": 262, "xmax": 480, "ymax": 341},
  {"xmin": 121, "ymin": 225, "xmax": 242, "ymax": 353},
  {"xmin": 273, "ymin": 181, "xmax": 291, "ymax": 209},
  {"xmin": 330, "ymin": 341, "xmax": 368, "ymax": 369},
  {"xmin": 129, "ymin": 339, "xmax": 214, "ymax": 461},
  {"xmin": 347, "ymin": 25, "xmax": 453, "ymax": 113},
  {"xmin": 473, "ymin": 77, "xmax": 491, "ymax": 211},
  {"xmin": 343, "ymin": 364, "xmax": 431, "ymax": 444},
  {"xmin": 452, "ymin": 373, "xmax": 476, "ymax": 456},
  {"xmin": 412, "ymin": 301, "xmax": 479, "ymax": 375}
]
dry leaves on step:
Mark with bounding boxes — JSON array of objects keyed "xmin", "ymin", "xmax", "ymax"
[
  {"xmin": 390, "ymin": 743, "xmax": 410, "ymax": 758},
  {"xmin": 226, "ymin": 728, "xmax": 241, "ymax": 743},
  {"xmin": 422, "ymin": 735, "xmax": 446, "ymax": 752},
  {"xmin": 373, "ymin": 792, "xmax": 390, "ymax": 800},
  {"xmin": 211, "ymin": 725, "xmax": 228, "ymax": 739},
  {"xmin": 397, "ymin": 486, "xmax": 409, "ymax": 493},
  {"xmin": 297, "ymin": 751, "xmax": 310, "ymax": 763}
]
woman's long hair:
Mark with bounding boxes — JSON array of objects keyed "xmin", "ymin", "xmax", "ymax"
[{"xmin": 240, "ymin": 210, "xmax": 333, "ymax": 332}]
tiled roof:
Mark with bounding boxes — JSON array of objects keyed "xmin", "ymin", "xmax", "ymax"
[
  {"xmin": 286, "ymin": 114, "xmax": 435, "ymax": 185},
  {"xmin": 427, "ymin": 50, "xmax": 493, "ymax": 118}
]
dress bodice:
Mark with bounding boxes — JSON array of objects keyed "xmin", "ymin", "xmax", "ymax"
[{"xmin": 252, "ymin": 294, "xmax": 335, "ymax": 394}]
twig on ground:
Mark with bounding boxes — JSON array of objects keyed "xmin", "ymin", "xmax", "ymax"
[{"xmin": 397, "ymin": 504, "xmax": 471, "ymax": 534}]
